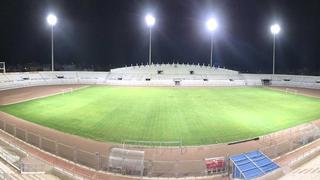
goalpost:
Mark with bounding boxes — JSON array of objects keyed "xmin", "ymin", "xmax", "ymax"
[
  {"xmin": 0, "ymin": 62, "xmax": 5, "ymax": 73},
  {"xmin": 61, "ymin": 88, "xmax": 74, "ymax": 95},
  {"xmin": 285, "ymin": 88, "xmax": 298, "ymax": 95},
  {"xmin": 122, "ymin": 139, "xmax": 182, "ymax": 148}
]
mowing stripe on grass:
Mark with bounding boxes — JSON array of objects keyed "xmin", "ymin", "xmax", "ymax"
[{"xmin": 1, "ymin": 86, "xmax": 320, "ymax": 145}]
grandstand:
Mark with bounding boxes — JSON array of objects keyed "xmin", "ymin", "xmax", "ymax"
[{"xmin": 0, "ymin": 63, "xmax": 319, "ymax": 90}]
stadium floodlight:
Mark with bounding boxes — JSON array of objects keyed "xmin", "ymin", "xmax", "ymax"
[
  {"xmin": 270, "ymin": 24, "xmax": 281, "ymax": 74},
  {"xmin": 206, "ymin": 18, "xmax": 218, "ymax": 67},
  {"xmin": 47, "ymin": 14, "xmax": 57, "ymax": 71},
  {"xmin": 145, "ymin": 14, "xmax": 156, "ymax": 65},
  {"xmin": 145, "ymin": 14, "xmax": 155, "ymax": 27},
  {"xmin": 206, "ymin": 18, "xmax": 218, "ymax": 32},
  {"xmin": 270, "ymin": 24, "xmax": 280, "ymax": 35},
  {"xmin": 47, "ymin": 14, "xmax": 57, "ymax": 26}
]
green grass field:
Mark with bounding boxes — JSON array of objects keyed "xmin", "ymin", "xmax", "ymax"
[{"xmin": 1, "ymin": 86, "xmax": 320, "ymax": 145}]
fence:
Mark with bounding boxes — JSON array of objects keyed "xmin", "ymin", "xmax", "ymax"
[
  {"xmin": 259, "ymin": 122, "xmax": 320, "ymax": 159},
  {"xmin": 0, "ymin": 118, "xmax": 228, "ymax": 177},
  {"xmin": 0, "ymin": 138, "xmax": 27, "ymax": 171},
  {"xmin": 145, "ymin": 160, "xmax": 207, "ymax": 177},
  {"xmin": 255, "ymin": 140, "xmax": 320, "ymax": 180},
  {"xmin": 0, "ymin": 117, "xmax": 319, "ymax": 178},
  {"xmin": 286, "ymin": 143, "xmax": 320, "ymax": 169},
  {"xmin": 0, "ymin": 137, "xmax": 51, "ymax": 175},
  {"xmin": 0, "ymin": 120, "xmax": 105, "ymax": 169},
  {"xmin": 0, "ymin": 136, "xmax": 92, "ymax": 179}
]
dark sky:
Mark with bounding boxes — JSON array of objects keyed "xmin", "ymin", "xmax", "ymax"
[{"xmin": 0, "ymin": 0, "xmax": 319, "ymax": 74}]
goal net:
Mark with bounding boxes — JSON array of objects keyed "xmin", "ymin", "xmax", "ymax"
[
  {"xmin": 122, "ymin": 139, "xmax": 182, "ymax": 149},
  {"xmin": 285, "ymin": 88, "xmax": 298, "ymax": 95},
  {"xmin": 61, "ymin": 88, "xmax": 74, "ymax": 95}
]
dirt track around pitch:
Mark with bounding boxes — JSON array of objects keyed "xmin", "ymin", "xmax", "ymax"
[
  {"xmin": 1, "ymin": 85, "xmax": 320, "ymax": 159},
  {"xmin": 0, "ymin": 85, "xmax": 86, "ymax": 105},
  {"xmin": 268, "ymin": 86, "xmax": 320, "ymax": 98},
  {"xmin": 1, "ymin": 85, "xmax": 320, "ymax": 179}
]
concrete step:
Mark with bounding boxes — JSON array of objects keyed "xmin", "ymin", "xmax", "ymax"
[
  {"xmin": 22, "ymin": 174, "xmax": 61, "ymax": 180},
  {"xmin": 9, "ymin": 173, "xmax": 26, "ymax": 180}
]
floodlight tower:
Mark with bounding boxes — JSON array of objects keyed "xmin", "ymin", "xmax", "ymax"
[
  {"xmin": 47, "ymin": 14, "xmax": 57, "ymax": 71},
  {"xmin": 145, "ymin": 14, "xmax": 155, "ymax": 65},
  {"xmin": 206, "ymin": 18, "xmax": 218, "ymax": 67},
  {"xmin": 270, "ymin": 24, "xmax": 280, "ymax": 74}
]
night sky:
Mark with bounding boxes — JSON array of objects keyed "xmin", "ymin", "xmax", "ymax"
[{"xmin": 0, "ymin": 0, "xmax": 319, "ymax": 74}]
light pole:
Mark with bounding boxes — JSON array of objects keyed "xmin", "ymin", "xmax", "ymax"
[
  {"xmin": 145, "ymin": 14, "xmax": 155, "ymax": 65},
  {"xmin": 270, "ymin": 24, "xmax": 280, "ymax": 74},
  {"xmin": 47, "ymin": 14, "xmax": 57, "ymax": 71},
  {"xmin": 206, "ymin": 18, "xmax": 218, "ymax": 67}
]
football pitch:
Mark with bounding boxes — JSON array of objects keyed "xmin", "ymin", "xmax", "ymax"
[{"xmin": 1, "ymin": 86, "xmax": 320, "ymax": 145}]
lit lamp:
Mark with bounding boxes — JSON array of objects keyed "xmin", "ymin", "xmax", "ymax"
[
  {"xmin": 206, "ymin": 18, "xmax": 218, "ymax": 67},
  {"xmin": 145, "ymin": 14, "xmax": 156, "ymax": 65},
  {"xmin": 47, "ymin": 14, "xmax": 57, "ymax": 71},
  {"xmin": 270, "ymin": 24, "xmax": 281, "ymax": 74}
]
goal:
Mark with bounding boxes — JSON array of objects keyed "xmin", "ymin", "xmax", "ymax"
[
  {"xmin": 285, "ymin": 88, "xmax": 298, "ymax": 95},
  {"xmin": 0, "ymin": 62, "xmax": 5, "ymax": 73},
  {"xmin": 122, "ymin": 139, "xmax": 183, "ymax": 153},
  {"xmin": 122, "ymin": 139, "xmax": 182, "ymax": 148},
  {"xmin": 61, "ymin": 88, "xmax": 74, "ymax": 95}
]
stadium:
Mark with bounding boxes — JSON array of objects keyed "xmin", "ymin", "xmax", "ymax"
[
  {"xmin": 0, "ymin": 63, "xmax": 320, "ymax": 180},
  {"xmin": 1, "ymin": 1, "xmax": 320, "ymax": 180}
]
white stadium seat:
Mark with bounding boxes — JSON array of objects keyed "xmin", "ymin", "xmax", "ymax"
[{"xmin": 0, "ymin": 64, "xmax": 319, "ymax": 90}]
